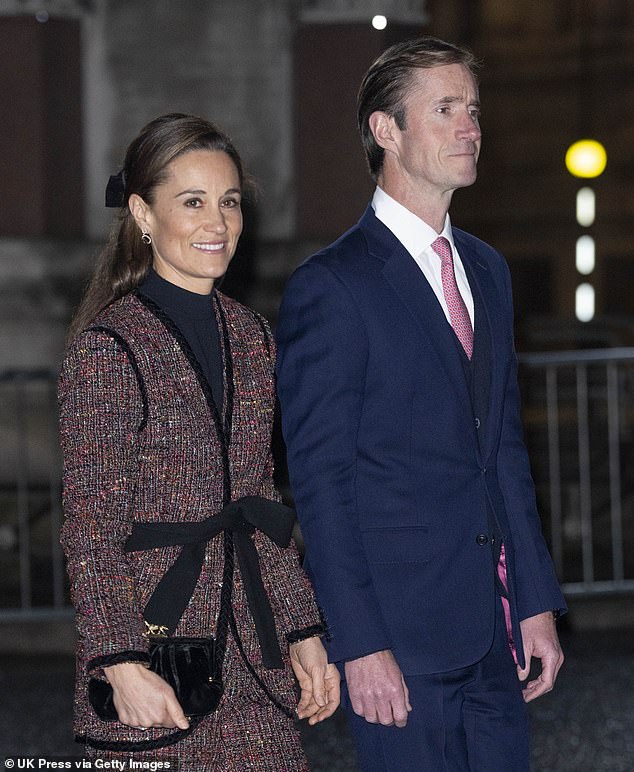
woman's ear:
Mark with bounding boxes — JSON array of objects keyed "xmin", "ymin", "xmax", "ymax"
[{"xmin": 128, "ymin": 193, "xmax": 150, "ymax": 231}]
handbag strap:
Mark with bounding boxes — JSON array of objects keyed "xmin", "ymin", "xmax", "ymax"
[{"xmin": 79, "ymin": 714, "xmax": 205, "ymax": 753}]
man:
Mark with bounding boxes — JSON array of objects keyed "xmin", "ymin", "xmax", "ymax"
[{"xmin": 276, "ymin": 37, "xmax": 565, "ymax": 771}]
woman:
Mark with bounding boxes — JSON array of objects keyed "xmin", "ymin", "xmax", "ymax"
[{"xmin": 59, "ymin": 113, "xmax": 339, "ymax": 770}]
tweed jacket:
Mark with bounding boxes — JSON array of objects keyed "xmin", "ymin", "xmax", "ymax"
[{"xmin": 59, "ymin": 289, "xmax": 323, "ymax": 748}]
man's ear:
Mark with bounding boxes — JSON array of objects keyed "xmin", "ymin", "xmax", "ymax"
[
  {"xmin": 128, "ymin": 193, "xmax": 150, "ymax": 231},
  {"xmin": 368, "ymin": 110, "xmax": 399, "ymax": 154}
]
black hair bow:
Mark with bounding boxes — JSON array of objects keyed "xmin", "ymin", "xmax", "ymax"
[{"xmin": 105, "ymin": 169, "xmax": 126, "ymax": 208}]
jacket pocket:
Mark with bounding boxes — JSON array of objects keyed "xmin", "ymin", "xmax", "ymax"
[{"xmin": 361, "ymin": 525, "xmax": 432, "ymax": 565}]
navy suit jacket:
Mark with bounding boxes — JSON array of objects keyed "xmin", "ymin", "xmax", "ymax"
[{"xmin": 276, "ymin": 205, "xmax": 566, "ymax": 675}]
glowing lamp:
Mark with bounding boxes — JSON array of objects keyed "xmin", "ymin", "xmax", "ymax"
[{"xmin": 565, "ymin": 140, "xmax": 607, "ymax": 178}]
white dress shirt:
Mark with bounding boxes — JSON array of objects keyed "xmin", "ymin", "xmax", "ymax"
[{"xmin": 372, "ymin": 186, "xmax": 475, "ymax": 328}]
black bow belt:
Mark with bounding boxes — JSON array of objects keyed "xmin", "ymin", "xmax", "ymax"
[{"xmin": 124, "ymin": 496, "xmax": 296, "ymax": 669}]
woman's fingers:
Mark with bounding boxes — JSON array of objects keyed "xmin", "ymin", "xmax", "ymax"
[
  {"xmin": 106, "ymin": 662, "xmax": 187, "ymax": 729},
  {"xmin": 289, "ymin": 637, "xmax": 341, "ymax": 721},
  {"xmin": 310, "ymin": 664, "xmax": 327, "ymax": 707},
  {"xmin": 165, "ymin": 691, "xmax": 190, "ymax": 730},
  {"xmin": 307, "ymin": 663, "xmax": 341, "ymax": 725}
]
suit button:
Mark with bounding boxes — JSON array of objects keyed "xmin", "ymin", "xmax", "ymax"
[
  {"xmin": 475, "ymin": 417, "xmax": 481, "ymax": 429},
  {"xmin": 476, "ymin": 534, "xmax": 489, "ymax": 546}
]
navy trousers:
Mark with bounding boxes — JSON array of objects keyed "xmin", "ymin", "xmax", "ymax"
[{"xmin": 342, "ymin": 599, "xmax": 530, "ymax": 772}]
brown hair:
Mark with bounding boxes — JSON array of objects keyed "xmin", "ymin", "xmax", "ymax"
[
  {"xmin": 68, "ymin": 113, "xmax": 246, "ymax": 340},
  {"xmin": 357, "ymin": 36, "xmax": 479, "ymax": 180}
]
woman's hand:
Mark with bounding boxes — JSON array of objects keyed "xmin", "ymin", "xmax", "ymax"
[
  {"xmin": 289, "ymin": 637, "xmax": 340, "ymax": 725},
  {"xmin": 104, "ymin": 662, "xmax": 190, "ymax": 730}
]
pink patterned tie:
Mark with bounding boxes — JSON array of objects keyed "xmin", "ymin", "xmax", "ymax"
[
  {"xmin": 431, "ymin": 237, "xmax": 473, "ymax": 359},
  {"xmin": 497, "ymin": 543, "xmax": 518, "ymax": 663}
]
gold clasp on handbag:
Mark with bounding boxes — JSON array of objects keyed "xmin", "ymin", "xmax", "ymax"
[{"xmin": 143, "ymin": 620, "xmax": 169, "ymax": 638}]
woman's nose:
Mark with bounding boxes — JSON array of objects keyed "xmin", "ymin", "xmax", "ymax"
[{"xmin": 203, "ymin": 207, "xmax": 228, "ymax": 233}]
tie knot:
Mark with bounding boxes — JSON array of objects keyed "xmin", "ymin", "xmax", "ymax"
[{"xmin": 431, "ymin": 236, "xmax": 452, "ymax": 262}]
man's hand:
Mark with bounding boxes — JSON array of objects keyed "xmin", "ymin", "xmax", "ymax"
[
  {"xmin": 104, "ymin": 662, "xmax": 190, "ymax": 730},
  {"xmin": 289, "ymin": 637, "xmax": 340, "ymax": 725},
  {"xmin": 344, "ymin": 649, "xmax": 412, "ymax": 727},
  {"xmin": 517, "ymin": 611, "xmax": 564, "ymax": 703}
]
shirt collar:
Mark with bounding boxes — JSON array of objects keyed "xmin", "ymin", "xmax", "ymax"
[{"xmin": 372, "ymin": 186, "xmax": 455, "ymax": 258}]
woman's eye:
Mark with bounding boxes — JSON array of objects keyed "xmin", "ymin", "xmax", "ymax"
[
  {"xmin": 221, "ymin": 197, "xmax": 241, "ymax": 209},
  {"xmin": 185, "ymin": 198, "xmax": 203, "ymax": 208}
]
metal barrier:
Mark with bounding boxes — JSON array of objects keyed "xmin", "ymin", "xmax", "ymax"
[
  {"xmin": 0, "ymin": 349, "xmax": 633, "ymax": 620},
  {"xmin": 0, "ymin": 369, "xmax": 68, "ymax": 617},
  {"xmin": 518, "ymin": 348, "xmax": 634, "ymax": 596}
]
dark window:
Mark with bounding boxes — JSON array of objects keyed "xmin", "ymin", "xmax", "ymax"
[
  {"xmin": 603, "ymin": 256, "xmax": 634, "ymax": 316},
  {"xmin": 0, "ymin": 16, "xmax": 83, "ymax": 236}
]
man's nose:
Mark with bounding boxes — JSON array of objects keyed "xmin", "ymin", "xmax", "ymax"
[{"xmin": 456, "ymin": 113, "xmax": 481, "ymax": 142}]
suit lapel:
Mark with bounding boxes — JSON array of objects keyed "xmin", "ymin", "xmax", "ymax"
[{"xmin": 359, "ymin": 207, "xmax": 473, "ymax": 412}]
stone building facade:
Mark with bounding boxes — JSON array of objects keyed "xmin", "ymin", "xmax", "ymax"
[{"xmin": 0, "ymin": 0, "xmax": 632, "ymax": 374}]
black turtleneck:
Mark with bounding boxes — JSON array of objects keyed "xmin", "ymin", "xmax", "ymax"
[{"xmin": 139, "ymin": 269, "xmax": 224, "ymax": 412}]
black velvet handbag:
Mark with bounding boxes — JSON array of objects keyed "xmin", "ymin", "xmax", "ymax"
[
  {"xmin": 87, "ymin": 520, "xmax": 235, "ymax": 736},
  {"xmin": 88, "ymin": 635, "xmax": 223, "ymax": 721}
]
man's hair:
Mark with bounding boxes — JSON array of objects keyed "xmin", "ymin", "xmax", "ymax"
[{"xmin": 357, "ymin": 36, "xmax": 479, "ymax": 180}]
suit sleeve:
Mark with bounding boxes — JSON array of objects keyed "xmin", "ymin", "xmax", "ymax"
[
  {"xmin": 245, "ymin": 315, "xmax": 327, "ymax": 644},
  {"xmin": 255, "ymin": 444, "xmax": 328, "ymax": 643},
  {"xmin": 496, "ymin": 262, "xmax": 567, "ymax": 621},
  {"xmin": 59, "ymin": 330, "xmax": 150, "ymax": 673},
  {"xmin": 276, "ymin": 261, "xmax": 393, "ymax": 663}
]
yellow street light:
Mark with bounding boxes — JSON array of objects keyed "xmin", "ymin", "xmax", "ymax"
[{"xmin": 565, "ymin": 139, "xmax": 607, "ymax": 178}]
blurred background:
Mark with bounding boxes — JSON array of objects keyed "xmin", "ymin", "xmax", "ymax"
[{"xmin": 0, "ymin": 0, "xmax": 632, "ymax": 769}]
